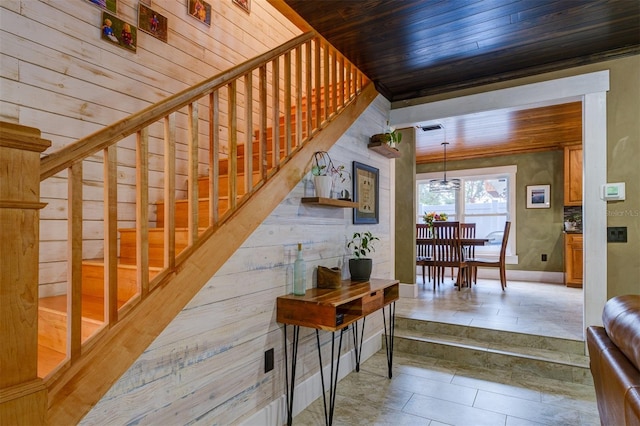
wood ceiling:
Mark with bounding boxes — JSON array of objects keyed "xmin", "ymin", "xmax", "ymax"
[
  {"xmin": 277, "ymin": 0, "xmax": 638, "ymax": 163},
  {"xmin": 415, "ymin": 101, "xmax": 582, "ymax": 164},
  {"xmin": 281, "ymin": 0, "xmax": 640, "ymax": 102}
]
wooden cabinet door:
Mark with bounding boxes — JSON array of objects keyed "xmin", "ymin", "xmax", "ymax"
[
  {"xmin": 565, "ymin": 234, "xmax": 583, "ymax": 288},
  {"xmin": 564, "ymin": 145, "xmax": 583, "ymax": 206}
]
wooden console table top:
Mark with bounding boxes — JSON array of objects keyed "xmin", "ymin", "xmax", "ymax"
[{"xmin": 277, "ymin": 278, "xmax": 399, "ymax": 331}]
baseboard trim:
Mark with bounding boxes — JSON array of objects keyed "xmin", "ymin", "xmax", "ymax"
[
  {"xmin": 241, "ymin": 330, "xmax": 383, "ymax": 426},
  {"xmin": 413, "ymin": 267, "xmax": 565, "ymax": 286}
]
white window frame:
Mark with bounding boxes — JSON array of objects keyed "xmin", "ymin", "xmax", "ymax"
[{"xmin": 416, "ymin": 165, "xmax": 518, "ymax": 264}]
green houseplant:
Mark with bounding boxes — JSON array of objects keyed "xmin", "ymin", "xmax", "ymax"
[
  {"xmin": 369, "ymin": 123, "xmax": 403, "ymax": 149},
  {"xmin": 311, "ymin": 151, "xmax": 350, "ymax": 198},
  {"xmin": 347, "ymin": 231, "xmax": 379, "ymax": 281}
]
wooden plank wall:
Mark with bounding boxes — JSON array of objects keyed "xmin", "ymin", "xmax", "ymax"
[
  {"xmin": 79, "ymin": 94, "xmax": 394, "ymax": 424},
  {"xmin": 0, "ymin": 0, "xmax": 300, "ymax": 296}
]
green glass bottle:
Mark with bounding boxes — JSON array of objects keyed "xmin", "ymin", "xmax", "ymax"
[{"xmin": 293, "ymin": 243, "xmax": 306, "ymax": 295}]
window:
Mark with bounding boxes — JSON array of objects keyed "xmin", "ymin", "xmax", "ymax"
[{"xmin": 416, "ymin": 166, "xmax": 517, "ymax": 260}]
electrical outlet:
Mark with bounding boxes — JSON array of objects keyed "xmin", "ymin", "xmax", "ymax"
[
  {"xmin": 541, "ymin": 254, "xmax": 547, "ymax": 261},
  {"xmin": 264, "ymin": 348, "xmax": 274, "ymax": 373},
  {"xmin": 607, "ymin": 227, "xmax": 627, "ymax": 243}
]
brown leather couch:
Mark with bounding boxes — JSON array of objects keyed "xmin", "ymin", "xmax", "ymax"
[{"xmin": 587, "ymin": 295, "xmax": 640, "ymax": 425}]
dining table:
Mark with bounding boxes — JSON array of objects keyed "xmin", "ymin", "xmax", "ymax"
[{"xmin": 416, "ymin": 237, "xmax": 489, "ymax": 288}]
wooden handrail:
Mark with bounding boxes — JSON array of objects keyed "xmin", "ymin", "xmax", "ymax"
[
  {"xmin": 35, "ymin": 29, "xmax": 371, "ymax": 387},
  {"xmin": 40, "ymin": 32, "xmax": 317, "ymax": 181}
]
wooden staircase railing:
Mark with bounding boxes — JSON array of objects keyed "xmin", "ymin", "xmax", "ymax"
[{"xmin": 0, "ymin": 31, "xmax": 377, "ymax": 424}]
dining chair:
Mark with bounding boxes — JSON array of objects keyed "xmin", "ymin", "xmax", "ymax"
[
  {"xmin": 416, "ymin": 224, "xmax": 433, "ymax": 284},
  {"xmin": 466, "ymin": 221, "xmax": 511, "ymax": 291},
  {"xmin": 453, "ymin": 223, "xmax": 476, "ymax": 280},
  {"xmin": 431, "ymin": 221, "xmax": 468, "ymax": 290}
]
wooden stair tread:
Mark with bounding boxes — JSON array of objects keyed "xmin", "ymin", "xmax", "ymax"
[
  {"xmin": 39, "ymin": 294, "xmax": 110, "ymax": 321},
  {"xmin": 82, "ymin": 259, "xmax": 163, "ymax": 271},
  {"xmin": 117, "ymin": 227, "xmax": 207, "ymax": 233}
]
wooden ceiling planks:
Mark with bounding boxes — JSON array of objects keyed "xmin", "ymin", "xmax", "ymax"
[
  {"xmin": 415, "ymin": 102, "xmax": 583, "ymax": 164},
  {"xmin": 282, "ymin": 0, "xmax": 640, "ymax": 101}
]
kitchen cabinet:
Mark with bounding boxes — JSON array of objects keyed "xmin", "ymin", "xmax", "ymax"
[
  {"xmin": 564, "ymin": 145, "xmax": 582, "ymax": 206},
  {"xmin": 564, "ymin": 233, "xmax": 583, "ymax": 288}
]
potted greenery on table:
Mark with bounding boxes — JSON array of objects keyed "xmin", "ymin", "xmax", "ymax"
[{"xmin": 347, "ymin": 231, "xmax": 379, "ymax": 281}]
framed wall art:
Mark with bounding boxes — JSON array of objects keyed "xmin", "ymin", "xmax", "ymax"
[
  {"xmin": 86, "ymin": 0, "xmax": 116, "ymax": 13},
  {"xmin": 526, "ymin": 184, "xmax": 550, "ymax": 209},
  {"xmin": 353, "ymin": 161, "xmax": 379, "ymax": 224},
  {"xmin": 188, "ymin": 0, "xmax": 212, "ymax": 26},
  {"xmin": 233, "ymin": 0, "xmax": 251, "ymax": 14},
  {"xmin": 138, "ymin": 4, "xmax": 168, "ymax": 43},
  {"xmin": 101, "ymin": 12, "xmax": 137, "ymax": 52}
]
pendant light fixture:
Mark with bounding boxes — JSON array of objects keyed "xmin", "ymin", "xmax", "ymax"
[{"xmin": 425, "ymin": 124, "xmax": 460, "ymax": 192}]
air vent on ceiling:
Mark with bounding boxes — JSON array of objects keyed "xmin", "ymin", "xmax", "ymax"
[{"xmin": 419, "ymin": 124, "xmax": 443, "ymax": 132}]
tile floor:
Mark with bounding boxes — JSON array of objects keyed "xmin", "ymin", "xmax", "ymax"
[
  {"xmin": 293, "ymin": 279, "xmax": 598, "ymax": 425},
  {"xmin": 397, "ymin": 277, "xmax": 585, "ymax": 341}
]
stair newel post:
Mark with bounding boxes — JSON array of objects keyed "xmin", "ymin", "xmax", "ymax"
[{"xmin": 0, "ymin": 122, "xmax": 50, "ymax": 424}]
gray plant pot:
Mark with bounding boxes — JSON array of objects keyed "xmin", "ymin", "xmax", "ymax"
[{"xmin": 349, "ymin": 258, "xmax": 372, "ymax": 281}]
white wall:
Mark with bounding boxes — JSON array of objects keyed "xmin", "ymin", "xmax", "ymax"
[
  {"xmin": 80, "ymin": 94, "xmax": 394, "ymax": 424},
  {"xmin": 0, "ymin": 0, "xmax": 301, "ymax": 296}
]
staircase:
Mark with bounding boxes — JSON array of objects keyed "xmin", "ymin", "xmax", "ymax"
[
  {"xmin": 393, "ymin": 317, "xmax": 592, "ymax": 385},
  {"xmin": 0, "ymin": 31, "xmax": 377, "ymax": 425}
]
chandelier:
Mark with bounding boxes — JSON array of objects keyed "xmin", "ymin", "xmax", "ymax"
[{"xmin": 428, "ymin": 125, "xmax": 460, "ymax": 192}]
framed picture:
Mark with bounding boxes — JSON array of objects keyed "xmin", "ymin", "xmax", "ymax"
[
  {"xmin": 526, "ymin": 184, "xmax": 550, "ymax": 209},
  {"xmin": 353, "ymin": 161, "xmax": 379, "ymax": 224},
  {"xmin": 85, "ymin": 0, "xmax": 116, "ymax": 14},
  {"xmin": 138, "ymin": 4, "xmax": 168, "ymax": 43},
  {"xmin": 233, "ymin": 0, "xmax": 251, "ymax": 14},
  {"xmin": 188, "ymin": 0, "xmax": 212, "ymax": 26},
  {"xmin": 101, "ymin": 12, "xmax": 137, "ymax": 52}
]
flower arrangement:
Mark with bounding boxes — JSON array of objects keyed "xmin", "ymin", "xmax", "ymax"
[{"xmin": 423, "ymin": 211, "xmax": 448, "ymax": 227}]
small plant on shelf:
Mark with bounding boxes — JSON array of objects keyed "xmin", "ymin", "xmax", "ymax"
[
  {"xmin": 310, "ymin": 151, "xmax": 350, "ymax": 199},
  {"xmin": 311, "ymin": 151, "xmax": 350, "ymax": 182}
]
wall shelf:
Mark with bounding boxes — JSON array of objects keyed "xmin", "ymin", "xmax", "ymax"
[
  {"xmin": 367, "ymin": 142, "xmax": 401, "ymax": 158},
  {"xmin": 301, "ymin": 197, "xmax": 358, "ymax": 208}
]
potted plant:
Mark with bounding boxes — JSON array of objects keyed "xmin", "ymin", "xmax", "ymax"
[
  {"xmin": 311, "ymin": 151, "xmax": 350, "ymax": 198},
  {"xmin": 370, "ymin": 122, "xmax": 403, "ymax": 149},
  {"xmin": 347, "ymin": 231, "xmax": 379, "ymax": 281}
]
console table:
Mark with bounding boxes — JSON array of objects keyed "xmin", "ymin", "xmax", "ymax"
[{"xmin": 277, "ymin": 278, "xmax": 399, "ymax": 425}]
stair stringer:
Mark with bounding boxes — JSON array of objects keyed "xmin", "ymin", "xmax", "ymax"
[{"xmin": 46, "ymin": 82, "xmax": 379, "ymax": 426}]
